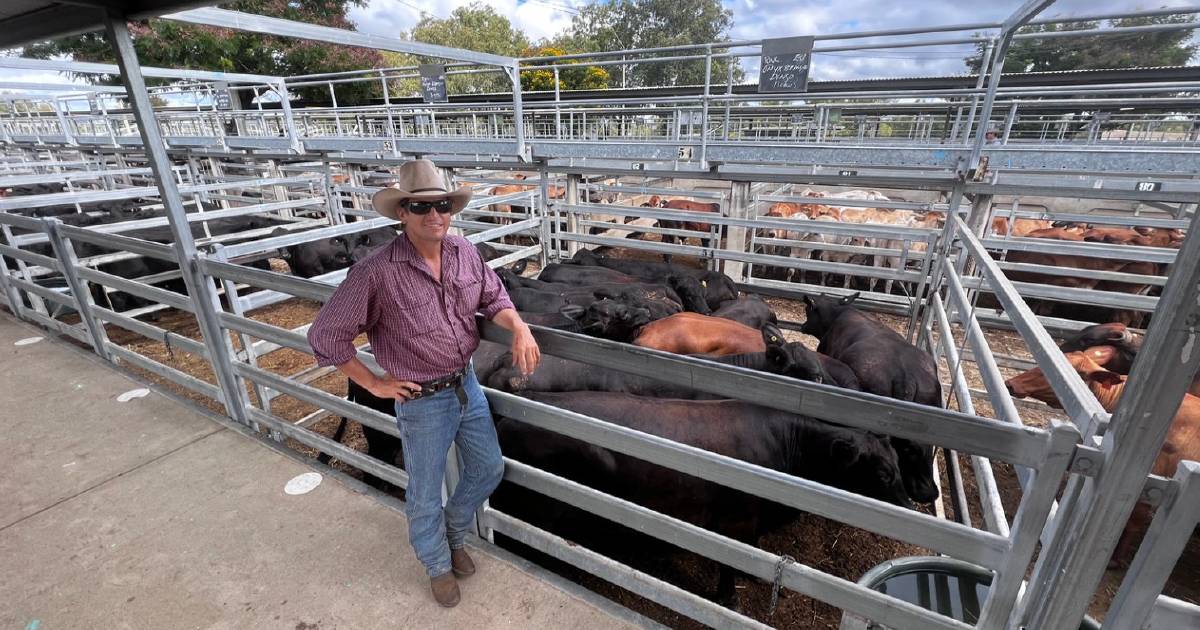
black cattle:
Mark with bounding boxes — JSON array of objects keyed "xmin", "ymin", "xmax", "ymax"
[
  {"xmin": 346, "ymin": 226, "xmax": 397, "ymax": 263},
  {"xmin": 508, "ymin": 282, "xmax": 683, "ymax": 321},
  {"xmin": 495, "ymin": 391, "xmax": 911, "ymax": 603},
  {"xmin": 487, "ymin": 352, "xmax": 724, "ymax": 399},
  {"xmin": 518, "ymin": 310, "xmax": 583, "ymax": 332},
  {"xmin": 539, "ymin": 263, "xmax": 710, "ymax": 314},
  {"xmin": 497, "ymin": 269, "xmax": 558, "ymax": 292},
  {"xmin": 800, "ymin": 292, "xmax": 942, "ymax": 503},
  {"xmin": 321, "ymin": 340, "xmax": 511, "ymax": 490},
  {"xmin": 538, "ymin": 263, "xmax": 639, "ymax": 285},
  {"xmin": 568, "ymin": 249, "xmax": 738, "ymax": 311},
  {"xmin": 274, "ymin": 230, "xmax": 352, "ymax": 278},
  {"xmin": 711, "ymin": 294, "xmax": 777, "ymax": 329}
]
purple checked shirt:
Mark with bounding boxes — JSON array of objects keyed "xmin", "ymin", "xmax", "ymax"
[{"xmin": 307, "ymin": 233, "xmax": 515, "ymax": 382}]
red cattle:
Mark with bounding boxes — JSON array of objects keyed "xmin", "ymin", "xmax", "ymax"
[{"xmin": 1006, "ymin": 351, "xmax": 1200, "ymax": 567}]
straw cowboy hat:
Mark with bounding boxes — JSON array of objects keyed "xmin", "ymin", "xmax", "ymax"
[{"xmin": 371, "ymin": 159, "xmax": 472, "ymax": 220}]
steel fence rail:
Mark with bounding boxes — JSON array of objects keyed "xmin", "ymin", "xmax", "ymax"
[
  {"xmin": 952, "ymin": 215, "xmax": 1110, "ymax": 433},
  {"xmin": 489, "ymin": 391, "xmax": 1010, "ymax": 566}
]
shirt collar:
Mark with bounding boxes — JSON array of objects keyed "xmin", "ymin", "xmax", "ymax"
[{"xmin": 389, "ymin": 231, "xmax": 459, "ymax": 264}]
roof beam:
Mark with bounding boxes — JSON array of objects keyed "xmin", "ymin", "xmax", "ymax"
[
  {"xmin": 163, "ymin": 7, "xmax": 515, "ymax": 67},
  {"xmin": 0, "ymin": 56, "xmax": 277, "ymax": 84}
]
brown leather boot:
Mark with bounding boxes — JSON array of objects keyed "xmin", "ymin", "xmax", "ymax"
[
  {"xmin": 430, "ymin": 572, "xmax": 460, "ymax": 607},
  {"xmin": 451, "ymin": 547, "xmax": 476, "ymax": 578}
]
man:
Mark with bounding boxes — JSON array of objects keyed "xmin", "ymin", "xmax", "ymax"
[
  {"xmin": 984, "ymin": 129, "xmax": 1001, "ymax": 145},
  {"xmin": 307, "ymin": 159, "xmax": 540, "ymax": 607}
]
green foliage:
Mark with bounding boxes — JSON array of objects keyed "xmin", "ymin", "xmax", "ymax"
[
  {"xmin": 520, "ymin": 46, "xmax": 610, "ymax": 92},
  {"xmin": 24, "ymin": 0, "xmax": 384, "ymax": 105},
  {"xmin": 561, "ymin": 0, "xmax": 743, "ymax": 88},
  {"xmin": 966, "ymin": 15, "xmax": 1198, "ymax": 73},
  {"xmin": 382, "ymin": 3, "xmax": 530, "ymax": 96}
]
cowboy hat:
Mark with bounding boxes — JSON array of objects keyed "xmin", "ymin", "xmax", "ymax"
[{"xmin": 371, "ymin": 159, "xmax": 472, "ymax": 220}]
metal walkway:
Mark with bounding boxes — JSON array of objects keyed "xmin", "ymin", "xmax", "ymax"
[{"xmin": 0, "ymin": 311, "xmax": 646, "ymax": 630}]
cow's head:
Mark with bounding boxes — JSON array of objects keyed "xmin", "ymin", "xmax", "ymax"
[
  {"xmin": 328, "ymin": 236, "xmax": 353, "ymax": 266},
  {"xmin": 1005, "ymin": 347, "xmax": 1120, "ymax": 408},
  {"xmin": 699, "ymin": 271, "xmax": 739, "ymax": 311},
  {"xmin": 764, "ymin": 339, "xmax": 828, "ymax": 385},
  {"xmin": 822, "ymin": 430, "xmax": 913, "ymax": 508},
  {"xmin": 1059, "ymin": 323, "xmax": 1135, "ymax": 353},
  {"xmin": 893, "ymin": 439, "xmax": 938, "ymax": 504},
  {"xmin": 667, "ymin": 275, "xmax": 711, "ymax": 315},
  {"xmin": 800, "ymin": 292, "xmax": 858, "ymax": 339},
  {"xmin": 568, "ymin": 298, "xmax": 651, "ymax": 342}
]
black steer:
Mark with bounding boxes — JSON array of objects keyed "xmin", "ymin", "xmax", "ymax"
[
  {"xmin": 569, "ymin": 249, "xmax": 738, "ymax": 311},
  {"xmin": 711, "ymin": 294, "xmax": 778, "ymax": 329},
  {"xmin": 800, "ymin": 292, "xmax": 942, "ymax": 504},
  {"xmin": 495, "ymin": 391, "xmax": 912, "ymax": 604}
]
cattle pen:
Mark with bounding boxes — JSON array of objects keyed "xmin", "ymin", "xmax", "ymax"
[{"xmin": 1, "ymin": 2, "xmax": 1199, "ymax": 629}]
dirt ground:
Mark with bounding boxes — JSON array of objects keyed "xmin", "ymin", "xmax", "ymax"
[{"xmin": 50, "ymin": 243, "xmax": 1199, "ymax": 629}]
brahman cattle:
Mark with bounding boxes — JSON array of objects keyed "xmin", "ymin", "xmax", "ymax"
[
  {"xmin": 800, "ymin": 292, "xmax": 942, "ymax": 503},
  {"xmin": 1005, "ymin": 351, "xmax": 1200, "ymax": 568}
]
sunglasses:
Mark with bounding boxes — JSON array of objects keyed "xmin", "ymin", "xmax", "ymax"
[{"xmin": 402, "ymin": 199, "xmax": 454, "ymax": 215}]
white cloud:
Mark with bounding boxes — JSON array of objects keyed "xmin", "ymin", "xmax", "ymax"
[{"xmin": 348, "ymin": 0, "xmax": 586, "ymax": 46}]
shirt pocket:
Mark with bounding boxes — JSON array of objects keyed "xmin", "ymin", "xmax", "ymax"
[
  {"xmin": 452, "ymin": 275, "xmax": 483, "ymax": 319},
  {"xmin": 388, "ymin": 288, "xmax": 439, "ymax": 336}
]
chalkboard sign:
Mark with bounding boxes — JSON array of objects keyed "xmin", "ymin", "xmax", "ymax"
[
  {"xmin": 758, "ymin": 35, "xmax": 814, "ymax": 93},
  {"xmin": 214, "ymin": 91, "xmax": 233, "ymax": 111},
  {"xmin": 419, "ymin": 64, "xmax": 448, "ymax": 103},
  {"xmin": 1136, "ymin": 181, "xmax": 1163, "ymax": 192}
]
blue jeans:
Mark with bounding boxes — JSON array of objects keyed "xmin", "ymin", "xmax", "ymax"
[{"xmin": 394, "ymin": 366, "xmax": 504, "ymax": 578}]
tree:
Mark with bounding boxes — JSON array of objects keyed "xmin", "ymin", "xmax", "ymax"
[
  {"xmin": 966, "ymin": 15, "xmax": 1197, "ymax": 73},
  {"xmin": 24, "ymin": 0, "xmax": 384, "ymax": 106},
  {"xmin": 562, "ymin": 0, "xmax": 743, "ymax": 88},
  {"xmin": 381, "ymin": 3, "xmax": 529, "ymax": 97},
  {"xmin": 520, "ymin": 46, "xmax": 609, "ymax": 92}
]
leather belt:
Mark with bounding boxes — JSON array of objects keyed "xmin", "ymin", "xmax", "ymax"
[{"xmin": 409, "ymin": 367, "xmax": 467, "ymax": 401}]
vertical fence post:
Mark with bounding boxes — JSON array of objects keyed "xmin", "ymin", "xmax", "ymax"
[
  {"xmin": 721, "ymin": 180, "xmax": 752, "ymax": 282},
  {"xmin": 275, "ymin": 79, "xmax": 302, "ymax": 154},
  {"xmin": 508, "ymin": 63, "xmax": 526, "ymax": 160},
  {"xmin": 43, "ymin": 218, "xmax": 111, "ymax": 361},
  {"xmin": 0, "ymin": 223, "xmax": 48, "ymax": 317},
  {"xmin": 723, "ymin": 61, "xmax": 734, "ymax": 141},
  {"xmin": 553, "ymin": 67, "xmax": 562, "ymax": 140},
  {"xmin": 915, "ymin": 182, "xmax": 965, "ymax": 351},
  {"xmin": 538, "ymin": 169, "xmax": 554, "ymax": 264},
  {"xmin": 699, "ymin": 45, "xmax": 712, "ymax": 167},
  {"xmin": 211, "ymin": 244, "xmax": 270, "ymax": 437},
  {"xmin": 104, "ymin": 13, "xmax": 250, "ymax": 427},
  {"xmin": 565, "ymin": 173, "xmax": 581, "ymax": 257},
  {"xmin": 0, "ymin": 228, "xmax": 24, "ymax": 317}
]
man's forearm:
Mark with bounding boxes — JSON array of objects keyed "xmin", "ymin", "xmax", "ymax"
[
  {"xmin": 491, "ymin": 308, "xmax": 530, "ymax": 334},
  {"xmin": 336, "ymin": 356, "xmax": 379, "ymax": 389}
]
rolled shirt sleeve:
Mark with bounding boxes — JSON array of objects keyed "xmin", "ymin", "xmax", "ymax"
[
  {"xmin": 307, "ymin": 264, "xmax": 380, "ymax": 367},
  {"xmin": 477, "ymin": 257, "xmax": 515, "ymax": 320}
]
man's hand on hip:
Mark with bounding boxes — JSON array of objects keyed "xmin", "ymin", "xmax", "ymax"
[
  {"xmin": 511, "ymin": 324, "xmax": 541, "ymax": 376},
  {"xmin": 367, "ymin": 374, "xmax": 422, "ymax": 400}
]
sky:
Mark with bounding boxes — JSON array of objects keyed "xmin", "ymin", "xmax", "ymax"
[{"xmin": 2, "ymin": 0, "xmax": 1197, "ymax": 94}]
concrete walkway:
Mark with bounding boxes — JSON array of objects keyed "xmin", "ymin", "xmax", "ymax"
[{"xmin": 0, "ymin": 312, "xmax": 644, "ymax": 630}]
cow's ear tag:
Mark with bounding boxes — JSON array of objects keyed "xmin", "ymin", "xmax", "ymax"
[{"xmin": 701, "ymin": 280, "xmax": 708, "ymax": 288}]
